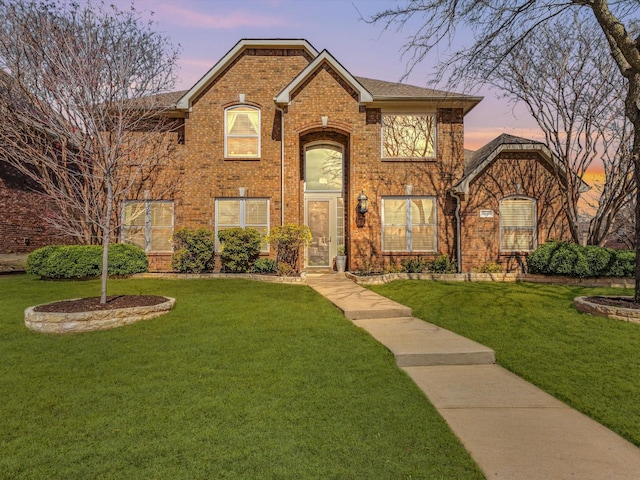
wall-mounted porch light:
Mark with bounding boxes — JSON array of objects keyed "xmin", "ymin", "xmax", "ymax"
[
  {"xmin": 321, "ymin": 115, "xmax": 328, "ymax": 128},
  {"xmin": 357, "ymin": 190, "xmax": 369, "ymax": 215}
]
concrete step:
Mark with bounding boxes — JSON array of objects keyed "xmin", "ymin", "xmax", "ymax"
[{"xmin": 353, "ymin": 316, "xmax": 495, "ymax": 366}]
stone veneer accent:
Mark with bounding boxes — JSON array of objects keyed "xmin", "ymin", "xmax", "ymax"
[
  {"xmin": 573, "ymin": 296, "xmax": 640, "ymax": 324},
  {"xmin": 25, "ymin": 297, "xmax": 176, "ymax": 334}
]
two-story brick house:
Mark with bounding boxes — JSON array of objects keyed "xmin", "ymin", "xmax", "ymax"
[{"xmin": 122, "ymin": 38, "xmax": 571, "ymax": 273}]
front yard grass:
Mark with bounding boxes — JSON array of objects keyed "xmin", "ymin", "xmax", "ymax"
[
  {"xmin": 369, "ymin": 280, "xmax": 640, "ymax": 447},
  {"xmin": 0, "ymin": 275, "xmax": 483, "ymax": 479}
]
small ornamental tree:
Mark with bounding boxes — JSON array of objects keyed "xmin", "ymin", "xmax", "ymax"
[{"xmin": 265, "ymin": 224, "xmax": 312, "ymax": 275}]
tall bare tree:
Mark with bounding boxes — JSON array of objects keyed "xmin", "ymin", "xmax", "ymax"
[
  {"xmin": 371, "ymin": 0, "xmax": 640, "ymax": 299},
  {"xmin": 487, "ymin": 14, "xmax": 634, "ymax": 245},
  {"xmin": 0, "ymin": 0, "xmax": 180, "ymax": 303}
]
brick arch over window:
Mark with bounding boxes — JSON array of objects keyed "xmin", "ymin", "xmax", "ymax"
[
  {"xmin": 500, "ymin": 196, "xmax": 537, "ymax": 252},
  {"xmin": 299, "ymin": 130, "xmax": 350, "ymax": 185}
]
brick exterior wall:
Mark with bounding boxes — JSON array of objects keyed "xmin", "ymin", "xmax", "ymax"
[
  {"xmin": 135, "ymin": 44, "xmax": 567, "ymax": 274},
  {"xmin": 459, "ymin": 152, "xmax": 571, "ymax": 272},
  {"xmin": 0, "ymin": 164, "xmax": 71, "ymax": 253}
]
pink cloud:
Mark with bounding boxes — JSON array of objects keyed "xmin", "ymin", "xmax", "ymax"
[{"xmin": 157, "ymin": 4, "xmax": 285, "ymax": 29}]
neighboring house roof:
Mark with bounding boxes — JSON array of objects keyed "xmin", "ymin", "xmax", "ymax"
[{"xmin": 453, "ymin": 133, "xmax": 590, "ymax": 194}]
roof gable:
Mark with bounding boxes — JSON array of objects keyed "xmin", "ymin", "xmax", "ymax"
[
  {"xmin": 175, "ymin": 39, "xmax": 319, "ymax": 111},
  {"xmin": 275, "ymin": 49, "xmax": 373, "ymax": 104},
  {"xmin": 453, "ymin": 133, "xmax": 589, "ymax": 194}
]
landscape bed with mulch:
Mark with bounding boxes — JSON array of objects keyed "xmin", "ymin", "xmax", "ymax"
[{"xmin": 33, "ymin": 295, "xmax": 167, "ymax": 313}]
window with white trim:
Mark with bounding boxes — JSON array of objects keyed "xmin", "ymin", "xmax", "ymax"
[
  {"xmin": 382, "ymin": 114, "xmax": 436, "ymax": 158},
  {"xmin": 122, "ymin": 200, "xmax": 174, "ymax": 252},
  {"xmin": 225, "ymin": 106, "xmax": 260, "ymax": 158},
  {"xmin": 215, "ymin": 198, "xmax": 269, "ymax": 252},
  {"xmin": 382, "ymin": 197, "xmax": 436, "ymax": 252},
  {"xmin": 500, "ymin": 197, "xmax": 536, "ymax": 251}
]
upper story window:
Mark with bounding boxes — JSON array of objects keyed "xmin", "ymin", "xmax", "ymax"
[
  {"xmin": 225, "ymin": 106, "xmax": 260, "ymax": 158},
  {"xmin": 382, "ymin": 197, "xmax": 437, "ymax": 252},
  {"xmin": 382, "ymin": 114, "xmax": 436, "ymax": 159},
  {"xmin": 122, "ymin": 200, "xmax": 174, "ymax": 253},
  {"xmin": 500, "ymin": 197, "xmax": 536, "ymax": 252}
]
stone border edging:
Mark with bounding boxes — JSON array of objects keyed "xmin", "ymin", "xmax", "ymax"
[
  {"xmin": 574, "ymin": 296, "xmax": 640, "ymax": 324},
  {"xmin": 131, "ymin": 272, "xmax": 307, "ymax": 283},
  {"xmin": 345, "ymin": 272, "xmax": 633, "ymax": 288},
  {"xmin": 25, "ymin": 296, "xmax": 176, "ymax": 334}
]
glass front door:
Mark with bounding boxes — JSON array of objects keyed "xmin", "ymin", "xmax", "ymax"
[{"xmin": 306, "ymin": 199, "xmax": 331, "ymax": 267}]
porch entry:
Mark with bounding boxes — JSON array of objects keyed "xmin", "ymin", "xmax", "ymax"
[{"xmin": 303, "ymin": 143, "xmax": 345, "ymax": 268}]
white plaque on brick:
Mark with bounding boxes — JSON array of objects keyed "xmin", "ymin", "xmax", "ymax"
[{"xmin": 480, "ymin": 210, "xmax": 494, "ymax": 218}]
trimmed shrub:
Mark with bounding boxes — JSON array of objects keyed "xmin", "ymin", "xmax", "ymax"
[
  {"xmin": 171, "ymin": 228, "xmax": 215, "ymax": 273},
  {"xmin": 265, "ymin": 224, "xmax": 312, "ymax": 275},
  {"xmin": 107, "ymin": 244, "xmax": 149, "ymax": 276},
  {"xmin": 607, "ymin": 250, "xmax": 635, "ymax": 278},
  {"xmin": 218, "ymin": 227, "xmax": 262, "ymax": 273},
  {"xmin": 401, "ymin": 257, "xmax": 428, "ymax": 273},
  {"xmin": 250, "ymin": 258, "xmax": 277, "ymax": 274},
  {"xmin": 26, "ymin": 244, "xmax": 148, "ymax": 278},
  {"xmin": 427, "ymin": 254, "xmax": 457, "ymax": 274},
  {"xmin": 527, "ymin": 241, "xmax": 633, "ymax": 278}
]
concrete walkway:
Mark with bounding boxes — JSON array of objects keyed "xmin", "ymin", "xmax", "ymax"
[{"xmin": 307, "ymin": 273, "xmax": 640, "ymax": 480}]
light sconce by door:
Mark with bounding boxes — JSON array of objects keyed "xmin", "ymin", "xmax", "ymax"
[
  {"xmin": 357, "ymin": 190, "xmax": 369, "ymax": 215},
  {"xmin": 321, "ymin": 115, "xmax": 328, "ymax": 128}
]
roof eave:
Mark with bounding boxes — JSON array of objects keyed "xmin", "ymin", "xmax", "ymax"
[{"xmin": 371, "ymin": 95, "xmax": 483, "ymax": 114}]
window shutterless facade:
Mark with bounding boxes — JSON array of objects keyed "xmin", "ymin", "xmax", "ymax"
[
  {"xmin": 224, "ymin": 106, "xmax": 260, "ymax": 158},
  {"xmin": 215, "ymin": 198, "xmax": 269, "ymax": 252},
  {"xmin": 381, "ymin": 114, "xmax": 436, "ymax": 159},
  {"xmin": 500, "ymin": 197, "xmax": 536, "ymax": 252},
  {"xmin": 122, "ymin": 200, "xmax": 174, "ymax": 253},
  {"xmin": 382, "ymin": 197, "xmax": 437, "ymax": 252}
]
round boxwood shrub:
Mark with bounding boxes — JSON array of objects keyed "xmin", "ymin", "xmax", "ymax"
[
  {"xmin": 218, "ymin": 227, "xmax": 262, "ymax": 273},
  {"xmin": 26, "ymin": 244, "xmax": 148, "ymax": 278},
  {"xmin": 250, "ymin": 258, "xmax": 277, "ymax": 274},
  {"xmin": 527, "ymin": 241, "xmax": 633, "ymax": 278},
  {"xmin": 607, "ymin": 250, "xmax": 635, "ymax": 277},
  {"xmin": 171, "ymin": 228, "xmax": 215, "ymax": 273}
]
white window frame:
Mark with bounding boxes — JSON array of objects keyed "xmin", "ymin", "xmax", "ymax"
[
  {"xmin": 381, "ymin": 113, "xmax": 437, "ymax": 159},
  {"xmin": 382, "ymin": 196, "xmax": 437, "ymax": 252},
  {"xmin": 224, "ymin": 105, "xmax": 261, "ymax": 158},
  {"xmin": 215, "ymin": 198, "xmax": 270, "ymax": 252},
  {"xmin": 122, "ymin": 200, "xmax": 174, "ymax": 253},
  {"xmin": 500, "ymin": 196, "xmax": 537, "ymax": 252}
]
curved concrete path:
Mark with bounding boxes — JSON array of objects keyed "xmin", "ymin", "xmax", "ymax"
[{"xmin": 307, "ymin": 273, "xmax": 640, "ymax": 480}]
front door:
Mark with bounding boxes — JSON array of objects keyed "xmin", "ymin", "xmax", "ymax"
[{"xmin": 303, "ymin": 143, "xmax": 344, "ymax": 269}]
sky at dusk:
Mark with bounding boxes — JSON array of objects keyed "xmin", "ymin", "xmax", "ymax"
[{"xmin": 121, "ymin": 0, "xmax": 543, "ymax": 152}]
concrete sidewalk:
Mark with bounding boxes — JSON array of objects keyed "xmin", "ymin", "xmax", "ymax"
[{"xmin": 307, "ymin": 273, "xmax": 640, "ymax": 480}]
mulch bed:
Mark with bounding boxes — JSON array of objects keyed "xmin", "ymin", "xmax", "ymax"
[
  {"xmin": 34, "ymin": 295, "xmax": 167, "ymax": 313},
  {"xmin": 586, "ymin": 296, "xmax": 640, "ymax": 309}
]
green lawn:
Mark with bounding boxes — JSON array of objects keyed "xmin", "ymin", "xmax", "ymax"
[
  {"xmin": 0, "ymin": 275, "xmax": 483, "ymax": 480},
  {"xmin": 369, "ymin": 280, "xmax": 640, "ymax": 447}
]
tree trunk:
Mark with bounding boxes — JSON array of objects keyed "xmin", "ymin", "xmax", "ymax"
[{"xmin": 100, "ymin": 177, "xmax": 113, "ymax": 304}]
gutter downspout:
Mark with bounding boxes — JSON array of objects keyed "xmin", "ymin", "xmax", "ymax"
[
  {"xmin": 275, "ymin": 105, "xmax": 285, "ymax": 226},
  {"xmin": 450, "ymin": 190, "xmax": 462, "ymax": 273}
]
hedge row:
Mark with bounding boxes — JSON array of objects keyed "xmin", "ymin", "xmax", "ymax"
[
  {"xmin": 527, "ymin": 241, "xmax": 635, "ymax": 278},
  {"xmin": 26, "ymin": 244, "xmax": 148, "ymax": 278}
]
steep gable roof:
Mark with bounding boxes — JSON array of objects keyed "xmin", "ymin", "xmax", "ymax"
[
  {"xmin": 175, "ymin": 39, "xmax": 319, "ymax": 111},
  {"xmin": 453, "ymin": 133, "xmax": 589, "ymax": 194},
  {"xmin": 275, "ymin": 49, "xmax": 373, "ymax": 104}
]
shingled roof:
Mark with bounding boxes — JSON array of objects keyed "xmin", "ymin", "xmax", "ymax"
[
  {"xmin": 453, "ymin": 133, "xmax": 589, "ymax": 194},
  {"xmin": 356, "ymin": 76, "xmax": 477, "ymax": 101}
]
